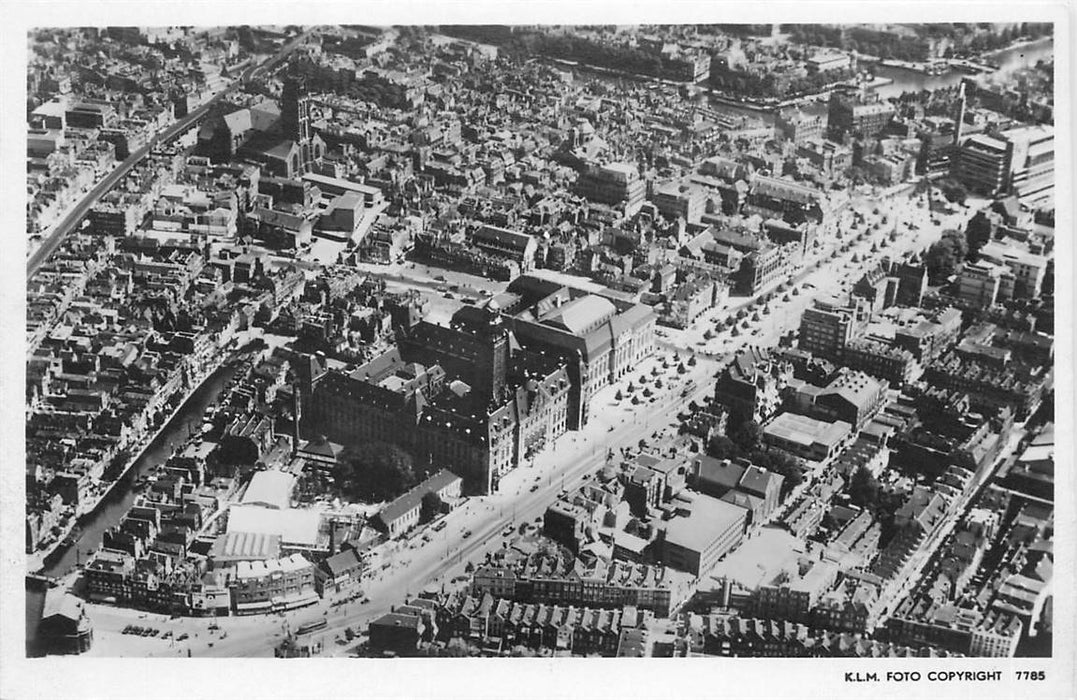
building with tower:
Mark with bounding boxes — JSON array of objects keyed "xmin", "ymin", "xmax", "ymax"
[
  {"xmin": 280, "ymin": 74, "xmax": 324, "ymax": 174},
  {"xmin": 396, "ymin": 311, "xmax": 512, "ymax": 404},
  {"xmin": 304, "ymin": 305, "xmax": 574, "ymax": 495},
  {"xmin": 237, "ymin": 69, "xmax": 326, "ymax": 178}
]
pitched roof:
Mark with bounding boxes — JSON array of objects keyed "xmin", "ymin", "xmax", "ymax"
[
  {"xmin": 541, "ymin": 295, "xmax": 616, "ymax": 335},
  {"xmin": 42, "ymin": 589, "xmax": 83, "ymax": 622},
  {"xmin": 320, "ymin": 547, "xmax": 362, "ymax": 577},
  {"xmin": 695, "ymin": 455, "xmax": 746, "ymax": 491},
  {"xmin": 223, "ymin": 109, "xmax": 252, "ymax": 134},
  {"xmin": 738, "ymin": 464, "xmax": 783, "ymax": 497},
  {"xmin": 377, "ymin": 469, "xmax": 461, "ymax": 525}
]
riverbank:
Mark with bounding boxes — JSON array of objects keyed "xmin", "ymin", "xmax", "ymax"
[
  {"xmin": 27, "ymin": 353, "xmax": 233, "ymax": 575},
  {"xmin": 983, "ymin": 35, "xmax": 1054, "ymax": 60}
]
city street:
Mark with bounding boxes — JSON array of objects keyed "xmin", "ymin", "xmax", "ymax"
[
  {"xmin": 25, "ymin": 28, "xmax": 319, "ymax": 276},
  {"xmin": 78, "ymin": 180, "xmax": 977, "ymax": 657},
  {"xmin": 660, "ymin": 186, "xmax": 974, "ymax": 357},
  {"xmin": 877, "ymin": 425, "xmax": 1030, "ymax": 623},
  {"xmin": 14, "ymin": 23, "xmax": 1060, "ymax": 700}
]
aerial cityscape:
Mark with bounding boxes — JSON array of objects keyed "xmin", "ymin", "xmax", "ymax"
[{"xmin": 23, "ymin": 22, "xmax": 1056, "ymax": 661}]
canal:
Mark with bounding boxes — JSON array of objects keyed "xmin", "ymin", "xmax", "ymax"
[
  {"xmin": 873, "ymin": 36, "xmax": 1055, "ymax": 100},
  {"xmin": 707, "ymin": 36, "xmax": 1054, "ymax": 121},
  {"xmin": 26, "ymin": 355, "xmax": 245, "ymax": 655}
]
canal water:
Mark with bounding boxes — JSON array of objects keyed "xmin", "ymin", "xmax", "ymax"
[
  {"xmin": 26, "ymin": 357, "xmax": 244, "ymax": 655},
  {"xmin": 709, "ymin": 36, "xmax": 1054, "ymax": 121},
  {"xmin": 873, "ymin": 37, "xmax": 1055, "ymax": 100}
]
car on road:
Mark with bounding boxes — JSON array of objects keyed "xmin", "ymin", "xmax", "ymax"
[
  {"xmin": 462, "ymin": 530, "xmax": 472, "ymax": 538},
  {"xmin": 530, "ymin": 484, "xmax": 539, "ymax": 492}
]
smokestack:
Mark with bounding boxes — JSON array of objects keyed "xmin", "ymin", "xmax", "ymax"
[
  {"xmin": 292, "ymin": 383, "xmax": 302, "ymax": 456},
  {"xmin": 953, "ymin": 82, "xmax": 967, "ymax": 146}
]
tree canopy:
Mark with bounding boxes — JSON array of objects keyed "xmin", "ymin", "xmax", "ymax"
[
  {"xmin": 964, "ymin": 211, "xmax": 996, "ymax": 261},
  {"xmin": 848, "ymin": 465, "xmax": 882, "ymax": 510},
  {"xmin": 335, "ymin": 442, "xmax": 418, "ymax": 503},
  {"xmin": 924, "ymin": 228, "xmax": 969, "ymax": 283}
]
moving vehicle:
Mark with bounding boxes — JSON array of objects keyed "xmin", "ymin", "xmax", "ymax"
[{"xmin": 296, "ymin": 619, "xmax": 328, "ymax": 635}]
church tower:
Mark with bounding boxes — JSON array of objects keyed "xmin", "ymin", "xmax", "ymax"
[{"xmin": 281, "ymin": 74, "xmax": 311, "ymax": 144}]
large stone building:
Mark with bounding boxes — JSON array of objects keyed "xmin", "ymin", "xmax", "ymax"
[
  {"xmin": 827, "ymin": 89, "xmax": 894, "ymax": 141},
  {"xmin": 575, "ymin": 162, "xmax": 647, "ymax": 216},
  {"xmin": 951, "ymin": 134, "xmax": 1010, "ymax": 197},
  {"xmin": 661, "ymin": 493, "xmax": 748, "ymax": 576},
  {"xmin": 951, "ymin": 125, "xmax": 1054, "ymax": 202},
  {"xmin": 744, "ymin": 174, "xmax": 826, "ymax": 225},
  {"xmin": 786, "ymin": 368, "xmax": 889, "ymax": 430},
  {"xmin": 775, "ymin": 108, "xmax": 826, "ymax": 144},
  {"xmin": 491, "ymin": 275, "xmax": 657, "ymax": 428},
  {"xmin": 472, "ymin": 549, "xmax": 688, "ymax": 618},
  {"xmin": 713, "ymin": 347, "xmax": 793, "ymax": 422},
  {"xmin": 307, "ymin": 307, "xmax": 573, "ymax": 494},
  {"xmin": 798, "ymin": 296, "xmax": 871, "ymax": 360}
]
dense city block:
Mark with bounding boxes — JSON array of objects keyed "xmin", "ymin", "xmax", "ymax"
[{"xmin": 24, "ymin": 23, "xmax": 1053, "ymax": 660}]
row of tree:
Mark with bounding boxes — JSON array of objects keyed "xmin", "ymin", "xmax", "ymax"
[
  {"xmin": 786, "ymin": 23, "xmax": 1051, "ymax": 62},
  {"xmin": 709, "ymin": 65, "xmax": 856, "ymax": 101},
  {"xmin": 785, "ymin": 25, "xmax": 934, "ymax": 62},
  {"xmin": 504, "ymin": 32, "xmax": 697, "ymax": 83}
]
